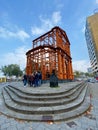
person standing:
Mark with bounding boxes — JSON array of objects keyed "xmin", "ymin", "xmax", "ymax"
[
  {"xmin": 38, "ymin": 71, "xmax": 42, "ymax": 86},
  {"xmin": 23, "ymin": 74, "xmax": 27, "ymax": 87},
  {"xmin": 34, "ymin": 71, "xmax": 39, "ymax": 87},
  {"xmin": 29, "ymin": 73, "xmax": 34, "ymax": 87}
]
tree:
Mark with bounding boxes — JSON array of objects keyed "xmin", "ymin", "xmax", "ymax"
[
  {"xmin": 1, "ymin": 64, "xmax": 23, "ymax": 77},
  {"xmin": 74, "ymin": 70, "xmax": 94, "ymax": 78},
  {"xmin": 85, "ymin": 72, "xmax": 94, "ymax": 77},
  {"xmin": 74, "ymin": 71, "xmax": 80, "ymax": 78}
]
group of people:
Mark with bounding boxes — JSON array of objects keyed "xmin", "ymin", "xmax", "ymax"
[{"xmin": 22, "ymin": 71, "xmax": 42, "ymax": 87}]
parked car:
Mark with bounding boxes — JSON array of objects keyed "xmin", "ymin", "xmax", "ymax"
[{"xmin": 87, "ymin": 78, "xmax": 96, "ymax": 83}]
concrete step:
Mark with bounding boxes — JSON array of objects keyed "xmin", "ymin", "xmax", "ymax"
[
  {"xmin": 2, "ymin": 84, "xmax": 88, "ymax": 115},
  {"xmin": 0, "ymin": 84, "xmax": 90, "ymax": 122},
  {"xmin": 7, "ymin": 82, "xmax": 84, "ymax": 96},
  {"xmin": 3, "ymin": 83, "xmax": 86, "ymax": 107},
  {"xmin": 6, "ymin": 82, "xmax": 85, "ymax": 101}
]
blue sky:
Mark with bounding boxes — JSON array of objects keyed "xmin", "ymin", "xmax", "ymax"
[{"xmin": 0, "ymin": 0, "xmax": 98, "ymax": 73}]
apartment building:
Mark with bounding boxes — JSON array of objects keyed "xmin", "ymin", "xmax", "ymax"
[{"xmin": 85, "ymin": 13, "xmax": 98, "ymax": 74}]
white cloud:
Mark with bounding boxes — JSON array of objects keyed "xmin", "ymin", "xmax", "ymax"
[
  {"xmin": 72, "ymin": 60, "xmax": 91, "ymax": 72},
  {"xmin": 78, "ymin": 17, "xmax": 85, "ymax": 25},
  {"xmin": 31, "ymin": 26, "xmax": 45, "ymax": 35},
  {"xmin": 52, "ymin": 11, "xmax": 61, "ymax": 24},
  {"xmin": 31, "ymin": 11, "xmax": 61, "ymax": 35},
  {"xmin": 0, "ymin": 26, "xmax": 30, "ymax": 41},
  {"xmin": 82, "ymin": 26, "xmax": 85, "ymax": 33},
  {"xmin": 77, "ymin": 17, "xmax": 86, "ymax": 33},
  {"xmin": 0, "ymin": 46, "xmax": 30, "ymax": 70},
  {"xmin": 17, "ymin": 30, "xmax": 30, "ymax": 41},
  {"xmin": 96, "ymin": 0, "xmax": 98, "ymax": 4}
]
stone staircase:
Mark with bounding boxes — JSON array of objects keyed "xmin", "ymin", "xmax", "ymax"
[{"xmin": 1, "ymin": 82, "xmax": 90, "ymax": 122}]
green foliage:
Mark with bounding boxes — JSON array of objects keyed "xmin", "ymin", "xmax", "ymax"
[
  {"xmin": 85, "ymin": 72, "xmax": 94, "ymax": 77},
  {"xmin": 74, "ymin": 71, "xmax": 80, "ymax": 78},
  {"xmin": 1, "ymin": 64, "xmax": 23, "ymax": 77},
  {"xmin": 74, "ymin": 70, "xmax": 94, "ymax": 78}
]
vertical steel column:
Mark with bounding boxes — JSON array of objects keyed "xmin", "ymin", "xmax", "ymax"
[{"xmin": 26, "ymin": 26, "xmax": 74, "ymax": 80}]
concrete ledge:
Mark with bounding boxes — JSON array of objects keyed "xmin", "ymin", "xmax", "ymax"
[
  {"xmin": 0, "ymin": 87, "xmax": 90, "ymax": 122},
  {"xmin": 42, "ymin": 79, "xmax": 73, "ymax": 84},
  {"xmin": 3, "ymin": 83, "xmax": 86, "ymax": 107},
  {"xmin": 0, "ymin": 81, "xmax": 91, "ymax": 122}
]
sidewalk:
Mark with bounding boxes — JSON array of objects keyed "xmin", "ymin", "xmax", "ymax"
[{"xmin": 0, "ymin": 82, "xmax": 98, "ymax": 130}]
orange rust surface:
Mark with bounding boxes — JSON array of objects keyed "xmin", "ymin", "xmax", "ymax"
[{"xmin": 26, "ymin": 26, "xmax": 74, "ymax": 80}]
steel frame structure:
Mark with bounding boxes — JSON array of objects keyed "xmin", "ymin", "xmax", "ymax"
[{"xmin": 26, "ymin": 26, "xmax": 74, "ymax": 80}]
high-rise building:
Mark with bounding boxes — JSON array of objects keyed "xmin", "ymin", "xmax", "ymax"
[
  {"xmin": 85, "ymin": 13, "xmax": 98, "ymax": 74},
  {"xmin": 87, "ymin": 67, "xmax": 92, "ymax": 74}
]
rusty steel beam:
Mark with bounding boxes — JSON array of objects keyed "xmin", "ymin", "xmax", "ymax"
[{"xmin": 26, "ymin": 26, "xmax": 74, "ymax": 80}]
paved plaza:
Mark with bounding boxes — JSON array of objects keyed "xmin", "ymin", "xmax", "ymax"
[{"xmin": 0, "ymin": 81, "xmax": 98, "ymax": 130}]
